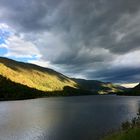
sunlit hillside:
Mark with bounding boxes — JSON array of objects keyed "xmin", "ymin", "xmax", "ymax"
[{"xmin": 0, "ymin": 57, "xmax": 78, "ymax": 92}]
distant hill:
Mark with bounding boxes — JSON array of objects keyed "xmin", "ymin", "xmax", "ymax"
[
  {"xmin": 0, "ymin": 57, "xmax": 78, "ymax": 92},
  {"xmin": 72, "ymin": 78, "xmax": 125, "ymax": 94},
  {"xmin": 128, "ymin": 83, "xmax": 140, "ymax": 95},
  {"xmin": 133, "ymin": 83, "xmax": 140, "ymax": 91},
  {"xmin": 117, "ymin": 83, "xmax": 140, "ymax": 96}
]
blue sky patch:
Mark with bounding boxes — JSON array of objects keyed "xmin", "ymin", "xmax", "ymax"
[
  {"xmin": 0, "ymin": 28, "xmax": 12, "ymax": 45},
  {"xmin": 0, "ymin": 47, "xmax": 7, "ymax": 55},
  {"xmin": 8, "ymin": 55, "xmax": 38, "ymax": 63}
]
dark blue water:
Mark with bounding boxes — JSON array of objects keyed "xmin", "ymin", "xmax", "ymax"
[{"xmin": 0, "ymin": 95, "xmax": 140, "ymax": 140}]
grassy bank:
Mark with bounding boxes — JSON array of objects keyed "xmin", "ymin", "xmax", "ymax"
[
  {"xmin": 103, "ymin": 109, "xmax": 140, "ymax": 140},
  {"xmin": 103, "ymin": 128, "xmax": 140, "ymax": 140}
]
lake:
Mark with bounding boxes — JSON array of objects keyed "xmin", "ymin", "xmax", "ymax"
[{"xmin": 0, "ymin": 95, "xmax": 140, "ymax": 140}]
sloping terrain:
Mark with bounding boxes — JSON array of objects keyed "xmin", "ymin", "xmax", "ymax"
[
  {"xmin": 133, "ymin": 83, "xmax": 140, "ymax": 91},
  {"xmin": 0, "ymin": 57, "xmax": 126, "ymax": 100},
  {"xmin": 0, "ymin": 75, "xmax": 45, "ymax": 100},
  {"xmin": 117, "ymin": 83, "xmax": 140, "ymax": 96},
  {"xmin": 72, "ymin": 78, "xmax": 124, "ymax": 94},
  {"xmin": 0, "ymin": 57, "xmax": 78, "ymax": 92}
]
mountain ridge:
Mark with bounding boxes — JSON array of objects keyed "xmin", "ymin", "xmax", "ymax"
[
  {"xmin": 72, "ymin": 78, "xmax": 124, "ymax": 94},
  {"xmin": 0, "ymin": 57, "xmax": 78, "ymax": 92},
  {"xmin": 0, "ymin": 57, "xmax": 127, "ymax": 100}
]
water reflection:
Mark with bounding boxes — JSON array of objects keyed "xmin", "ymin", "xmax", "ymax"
[{"xmin": 0, "ymin": 95, "xmax": 140, "ymax": 140}]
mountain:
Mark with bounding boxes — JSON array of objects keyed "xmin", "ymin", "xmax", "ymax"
[
  {"xmin": 0, "ymin": 57, "xmax": 126, "ymax": 100},
  {"xmin": 72, "ymin": 78, "xmax": 125, "ymax": 94},
  {"xmin": 117, "ymin": 83, "xmax": 140, "ymax": 96},
  {"xmin": 0, "ymin": 57, "xmax": 99, "ymax": 100},
  {"xmin": 0, "ymin": 57, "xmax": 78, "ymax": 92}
]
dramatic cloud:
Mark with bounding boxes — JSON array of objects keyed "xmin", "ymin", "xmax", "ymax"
[{"xmin": 0, "ymin": 0, "xmax": 140, "ymax": 83}]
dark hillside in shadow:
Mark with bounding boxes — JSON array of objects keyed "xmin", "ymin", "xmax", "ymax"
[{"xmin": 117, "ymin": 83, "xmax": 140, "ymax": 96}]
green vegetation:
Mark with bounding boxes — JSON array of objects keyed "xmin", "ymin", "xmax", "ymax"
[
  {"xmin": 0, "ymin": 75, "xmax": 45, "ymax": 100},
  {"xmin": 103, "ymin": 128, "xmax": 140, "ymax": 140},
  {"xmin": 0, "ymin": 57, "xmax": 126, "ymax": 100},
  {"xmin": 0, "ymin": 75, "xmax": 93, "ymax": 100},
  {"xmin": 102, "ymin": 109, "xmax": 140, "ymax": 140},
  {"xmin": 117, "ymin": 83, "xmax": 140, "ymax": 96},
  {"xmin": 0, "ymin": 57, "xmax": 83, "ymax": 100},
  {"xmin": 0, "ymin": 57, "xmax": 78, "ymax": 92},
  {"xmin": 72, "ymin": 78, "xmax": 124, "ymax": 94}
]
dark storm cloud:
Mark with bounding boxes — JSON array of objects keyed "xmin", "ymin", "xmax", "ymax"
[
  {"xmin": 1, "ymin": 0, "xmax": 140, "ymax": 82},
  {"xmin": 86, "ymin": 67, "xmax": 140, "ymax": 83},
  {"xmin": 0, "ymin": 0, "xmax": 49, "ymax": 31}
]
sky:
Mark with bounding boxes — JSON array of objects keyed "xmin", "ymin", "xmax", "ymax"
[{"xmin": 0, "ymin": 0, "xmax": 140, "ymax": 85}]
